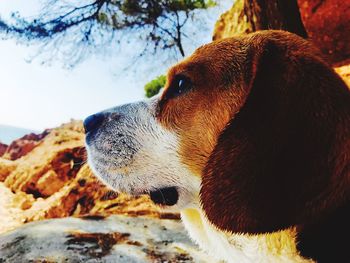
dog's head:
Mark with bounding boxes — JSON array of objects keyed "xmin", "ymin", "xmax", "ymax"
[{"xmin": 85, "ymin": 30, "xmax": 350, "ymax": 234}]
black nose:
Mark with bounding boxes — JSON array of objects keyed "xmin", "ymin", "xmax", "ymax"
[{"xmin": 84, "ymin": 113, "xmax": 106, "ymax": 133}]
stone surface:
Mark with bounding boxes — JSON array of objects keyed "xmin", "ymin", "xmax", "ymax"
[{"xmin": 0, "ymin": 215, "xmax": 214, "ymax": 263}]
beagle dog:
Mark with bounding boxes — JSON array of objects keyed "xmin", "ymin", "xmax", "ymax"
[{"xmin": 84, "ymin": 30, "xmax": 350, "ymax": 263}]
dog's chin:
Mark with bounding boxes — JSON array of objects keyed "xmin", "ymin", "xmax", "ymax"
[
  {"xmin": 149, "ymin": 187, "xmax": 179, "ymax": 206},
  {"xmin": 148, "ymin": 186, "xmax": 200, "ymax": 212},
  {"xmin": 87, "ymin": 161, "xmax": 187, "ymax": 210}
]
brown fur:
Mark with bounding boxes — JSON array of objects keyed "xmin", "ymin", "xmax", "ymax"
[
  {"xmin": 158, "ymin": 38, "xmax": 251, "ymax": 176},
  {"xmin": 157, "ymin": 30, "xmax": 350, "ymax": 262}
]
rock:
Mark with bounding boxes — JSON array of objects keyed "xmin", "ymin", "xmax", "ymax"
[
  {"xmin": 2, "ymin": 130, "xmax": 50, "ymax": 160},
  {"xmin": 0, "ymin": 159, "xmax": 17, "ymax": 182},
  {"xmin": 0, "ymin": 143, "xmax": 7, "ymax": 157},
  {"xmin": 213, "ymin": 0, "xmax": 249, "ymax": 40},
  {"xmin": 213, "ymin": 0, "xmax": 350, "ymax": 64},
  {"xmin": 0, "ymin": 120, "xmax": 175, "ymax": 235},
  {"xmin": 4, "ymin": 123, "xmax": 85, "ymax": 196},
  {"xmin": 0, "ymin": 183, "xmax": 35, "ymax": 234},
  {"xmin": 298, "ymin": 0, "xmax": 350, "ymax": 65},
  {"xmin": 335, "ymin": 64, "xmax": 350, "ymax": 88},
  {"xmin": 0, "ymin": 215, "xmax": 215, "ymax": 262}
]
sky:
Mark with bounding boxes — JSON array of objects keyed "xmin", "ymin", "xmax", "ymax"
[{"xmin": 0, "ymin": 1, "xmax": 232, "ymax": 132}]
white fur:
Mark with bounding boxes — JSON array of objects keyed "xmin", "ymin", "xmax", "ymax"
[
  {"xmin": 86, "ymin": 97, "xmax": 200, "ymax": 210},
  {"xmin": 86, "ymin": 96, "xmax": 314, "ymax": 263},
  {"xmin": 181, "ymin": 207, "xmax": 313, "ymax": 263}
]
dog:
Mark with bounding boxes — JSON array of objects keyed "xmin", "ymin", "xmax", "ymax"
[{"xmin": 84, "ymin": 30, "xmax": 350, "ymax": 263}]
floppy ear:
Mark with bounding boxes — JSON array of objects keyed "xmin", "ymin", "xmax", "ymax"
[{"xmin": 200, "ymin": 31, "xmax": 350, "ymax": 234}]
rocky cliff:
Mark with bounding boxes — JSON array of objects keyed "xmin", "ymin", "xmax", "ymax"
[
  {"xmin": 213, "ymin": 0, "xmax": 350, "ymax": 65},
  {"xmin": 0, "ymin": 121, "xmax": 176, "ymax": 235},
  {"xmin": 1, "ymin": 130, "xmax": 50, "ymax": 160}
]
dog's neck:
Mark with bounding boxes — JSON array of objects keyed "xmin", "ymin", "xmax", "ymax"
[{"xmin": 180, "ymin": 208, "xmax": 312, "ymax": 263}]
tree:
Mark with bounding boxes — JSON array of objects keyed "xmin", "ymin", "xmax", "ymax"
[
  {"xmin": 243, "ymin": 0, "xmax": 307, "ymax": 38},
  {"xmin": 144, "ymin": 75, "xmax": 166, "ymax": 98},
  {"xmin": 0, "ymin": 0, "xmax": 216, "ymax": 65}
]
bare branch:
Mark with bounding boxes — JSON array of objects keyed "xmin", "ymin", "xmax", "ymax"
[{"xmin": 0, "ymin": 0, "xmax": 215, "ymax": 65}]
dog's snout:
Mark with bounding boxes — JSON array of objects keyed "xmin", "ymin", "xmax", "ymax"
[
  {"xmin": 84, "ymin": 112, "xmax": 123, "ymax": 134},
  {"xmin": 84, "ymin": 113, "xmax": 106, "ymax": 133}
]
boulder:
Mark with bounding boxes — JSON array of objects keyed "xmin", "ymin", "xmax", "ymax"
[
  {"xmin": 298, "ymin": 0, "xmax": 350, "ymax": 65},
  {"xmin": 0, "ymin": 215, "xmax": 215, "ymax": 262}
]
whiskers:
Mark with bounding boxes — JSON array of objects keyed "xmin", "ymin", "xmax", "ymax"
[
  {"xmin": 158, "ymin": 188, "xmax": 167, "ymax": 205},
  {"xmin": 74, "ymin": 160, "xmax": 87, "ymax": 166}
]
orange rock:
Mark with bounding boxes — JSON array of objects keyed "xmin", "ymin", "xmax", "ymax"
[
  {"xmin": 0, "ymin": 158, "xmax": 17, "ymax": 182},
  {"xmin": 213, "ymin": 0, "xmax": 350, "ymax": 64},
  {"xmin": 0, "ymin": 143, "xmax": 7, "ymax": 157},
  {"xmin": 335, "ymin": 64, "xmax": 350, "ymax": 87},
  {"xmin": 2, "ymin": 130, "xmax": 50, "ymax": 160},
  {"xmin": 0, "ymin": 120, "xmax": 174, "ymax": 234},
  {"xmin": 298, "ymin": 0, "xmax": 350, "ymax": 64}
]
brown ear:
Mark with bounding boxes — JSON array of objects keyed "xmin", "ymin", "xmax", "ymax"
[{"xmin": 200, "ymin": 31, "xmax": 350, "ymax": 234}]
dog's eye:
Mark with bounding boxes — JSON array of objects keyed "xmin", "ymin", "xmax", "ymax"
[{"xmin": 166, "ymin": 75, "xmax": 192, "ymax": 99}]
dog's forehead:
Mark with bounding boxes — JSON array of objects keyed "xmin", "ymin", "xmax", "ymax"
[
  {"xmin": 197, "ymin": 37, "xmax": 244, "ymax": 53},
  {"xmin": 166, "ymin": 39, "xmax": 246, "ymax": 88},
  {"xmin": 172, "ymin": 38, "xmax": 244, "ymax": 69}
]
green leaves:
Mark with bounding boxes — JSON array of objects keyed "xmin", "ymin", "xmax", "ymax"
[
  {"xmin": 96, "ymin": 0, "xmax": 217, "ymax": 29},
  {"xmin": 144, "ymin": 75, "xmax": 166, "ymax": 98},
  {"xmin": 97, "ymin": 12, "xmax": 110, "ymax": 25},
  {"xmin": 168, "ymin": 0, "xmax": 216, "ymax": 11}
]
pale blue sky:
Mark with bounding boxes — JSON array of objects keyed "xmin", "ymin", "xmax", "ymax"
[{"xmin": 0, "ymin": 1, "xmax": 231, "ymax": 131}]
